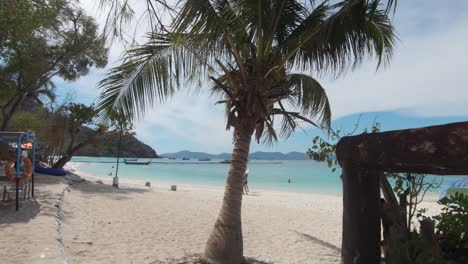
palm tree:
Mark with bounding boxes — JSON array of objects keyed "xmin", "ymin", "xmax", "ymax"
[{"xmin": 97, "ymin": 1, "xmax": 396, "ymax": 263}]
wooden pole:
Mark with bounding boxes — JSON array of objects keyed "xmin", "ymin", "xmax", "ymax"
[
  {"xmin": 113, "ymin": 128, "xmax": 123, "ymax": 188},
  {"xmin": 32, "ymin": 173, "xmax": 34, "ymax": 197},
  {"xmin": 341, "ymin": 162, "xmax": 382, "ymax": 264},
  {"xmin": 336, "ymin": 122, "xmax": 468, "ymax": 264},
  {"xmin": 32, "ymin": 141, "xmax": 35, "ymax": 197},
  {"xmin": 15, "ymin": 178, "xmax": 19, "ymax": 211},
  {"xmin": 399, "ymin": 193, "xmax": 408, "ymax": 231},
  {"xmin": 15, "ymin": 135, "xmax": 22, "ymax": 211}
]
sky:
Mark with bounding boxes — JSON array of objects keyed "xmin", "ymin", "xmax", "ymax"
[{"xmin": 54, "ymin": 0, "xmax": 468, "ymax": 154}]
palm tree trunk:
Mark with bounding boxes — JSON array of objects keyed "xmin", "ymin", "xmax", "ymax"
[{"xmin": 204, "ymin": 125, "xmax": 254, "ymax": 264}]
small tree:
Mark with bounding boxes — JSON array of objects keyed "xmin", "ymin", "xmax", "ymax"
[
  {"xmin": 307, "ymin": 120, "xmax": 380, "ymax": 172},
  {"xmin": 106, "ymin": 109, "xmax": 134, "ymax": 187},
  {"xmin": 434, "ymin": 192, "xmax": 468, "ymax": 263},
  {"xmin": 52, "ymin": 103, "xmax": 105, "ymax": 168},
  {"xmin": 389, "ymin": 173, "xmax": 442, "ymax": 232}
]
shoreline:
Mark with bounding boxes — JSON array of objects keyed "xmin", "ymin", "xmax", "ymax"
[
  {"xmin": 67, "ymin": 161, "xmax": 341, "ymax": 203},
  {"xmin": 66, "ymin": 161, "xmax": 342, "ymax": 197},
  {"xmin": 70, "ymin": 163, "xmax": 443, "ymax": 205},
  {"xmin": 66, "ymin": 161, "xmax": 446, "ymax": 200}
]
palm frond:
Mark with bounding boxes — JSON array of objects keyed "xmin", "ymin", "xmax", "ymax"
[
  {"xmin": 99, "ymin": 0, "xmax": 175, "ymax": 43},
  {"xmin": 175, "ymin": 0, "xmax": 253, "ymax": 84},
  {"xmin": 269, "ymin": 0, "xmax": 307, "ymax": 48},
  {"xmin": 261, "ymin": 119, "xmax": 278, "ymax": 145},
  {"xmin": 97, "ymin": 33, "xmax": 208, "ymax": 119},
  {"xmin": 280, "ymin": 0, "xmax": 327, "ymax": 49},
  {"xmin": 286, "ymin": 73, "xmax": 331, "ymax": 128},
  {"xmin": 285, "ymin": 0, "xmax": 396, "ymax": 75},
  {"xmin": 96, "ymin": 0, "xmax": 397, "ymax": 145},
  {"xmin": 210, "ymin": 75, "xmax": 232, "ymax": 99},
  {"xmin": 175, "ymin": 0, "xmax": 230, "ymax": 36}
]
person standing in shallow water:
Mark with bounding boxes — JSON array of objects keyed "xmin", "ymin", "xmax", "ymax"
[{"xmin": 243, "ymin": 169, "xmax": 249, "ymax": 195}]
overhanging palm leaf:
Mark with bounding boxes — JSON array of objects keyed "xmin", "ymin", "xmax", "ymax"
[
  {"xmin": 286, "ymin": 73, "xmax": 331, "ymax": 127},
  {"xmin": 97, "ymin": 34, "xmax": 215, "ymax": 119},
  {"xmin": 285, "ymin": 0, "xmax": 396, "ymax": 75}
]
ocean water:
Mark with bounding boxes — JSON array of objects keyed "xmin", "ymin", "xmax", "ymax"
[{"xmin": 69, "ymin": 157, "xmax": 465, "ymax": 195}]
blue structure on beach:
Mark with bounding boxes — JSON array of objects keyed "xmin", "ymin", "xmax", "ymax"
[{"xmin": 0, "ymin": 130, "xmax": 37, "ymax": 210}]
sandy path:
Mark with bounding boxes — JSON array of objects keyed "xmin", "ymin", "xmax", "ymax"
[{"xmin": 0, "ymin": 174, "xmax": 68, "ymax": 264}]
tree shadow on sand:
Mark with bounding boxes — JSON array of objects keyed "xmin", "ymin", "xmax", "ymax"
[
  {"xmin": 0, "ymin": 174, "xmax": 82, "ymax": 224},
  {"xmin": 0, "ymin": 198, "xmax": 41, "ymax": 224},
  {"xmin": 0, "ymin": 173, "xmax": 68, "ymax": 224},
  {"xmin": 149, "ymin": 254, "xmax": 275, "ymax": 264},
  {"xmin": 67, "ymin": 177, "xmax": 150, "ymax": 201},
  {"xmin": 291, "ymin": 230, "xmax": 341, "ymax": 255},
  {"xmin": 0, "ymin": 188, "xmax": 61, "ymax": 224}
]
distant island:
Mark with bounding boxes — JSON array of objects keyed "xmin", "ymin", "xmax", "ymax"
[
  {"xmin": 160, "ymin": 150, "xmax": 307, "ymax": 160},
  {"xmin": 74, "ymin": 127, "xmax": 160, "ymax": 158}
]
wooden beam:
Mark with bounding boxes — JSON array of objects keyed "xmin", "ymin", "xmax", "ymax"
[
  {"xmin": 336, "ymin": 122, "xmax": 468, "ymax": 175},
  {"xmin": 341, "ymin": 162, "xmax": 382, "ymax": 264}
]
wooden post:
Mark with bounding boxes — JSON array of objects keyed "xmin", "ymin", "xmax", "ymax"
[
  {"xmin": 31, "ymin": 173, "xmax": 34, "ymax": 197},
  {"xmin": 15, "ymin": 178, "xmax": 19, "ymax": 211},
  {"xmin": 399, "ymin": 193, "xmax": 408, "ymax": 231},
  {"xmin": 336, "ymin": 122, "xmax": 468, "ymax": 264},
  {"xmin": 342, "ymin": 162, "xmax": 382, "ymax": 264}
]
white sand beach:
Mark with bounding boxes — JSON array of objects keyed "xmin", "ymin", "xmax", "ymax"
[{"xmin": 0, "ymin": 169, "xmax": 443, "ymax": 264}]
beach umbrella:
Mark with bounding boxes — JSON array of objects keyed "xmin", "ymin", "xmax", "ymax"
[{"xmin": 439, "ymin": 176, "xmax": 468, "ymax": 200}]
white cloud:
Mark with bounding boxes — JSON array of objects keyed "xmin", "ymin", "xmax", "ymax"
[
  {"xmin": 134, "ymin": 91, "xmax": 233, "ymax": 151},
  {"xmin": 324, "ymin": 17, "xmax": 468, "ymax": 119}
]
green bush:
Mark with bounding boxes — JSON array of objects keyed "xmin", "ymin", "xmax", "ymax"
[
  {"xmin": 434, "ymin": 192, "xmax": 468, "ymax": 263},
  {"xmin": 447, "ymin": 188, "xmax": 468, "ymax": 197}
]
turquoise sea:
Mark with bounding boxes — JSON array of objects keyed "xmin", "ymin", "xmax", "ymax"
[{"xmin": 70, "ymin": 157, "xmax": 465, "ymax": 195}]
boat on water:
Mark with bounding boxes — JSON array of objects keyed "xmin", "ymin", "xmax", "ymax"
[
  {"xmin": 182, "ymin": 157, "xmax": 190, "ymax": 160},
  {"xmin": 124, "ymin": 158, "xmax": 138, "ymax": 162},
  {"xmin": 167, "ymin": 157, "xmax": 176, "ymax": 160},
  {"xmin": 124, "ymin": 160, "xmax": 151, "ymax": 165},
  {"xmin": 219, "ymin": 160, "xmax": 230, "ymax": 164},
  {"xmin": 198, "ymin": 158, "xmax": 211, "ymax": 161}
]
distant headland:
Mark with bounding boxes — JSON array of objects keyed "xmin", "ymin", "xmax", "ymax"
[{"xmin": 160, "ymin": 150, "xmax": 307, "ymax": 160}]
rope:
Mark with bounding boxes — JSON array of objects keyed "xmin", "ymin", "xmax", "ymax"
[{"xmin": 55, "ymin": 185, "xmax": 70, "ymax": 264}]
